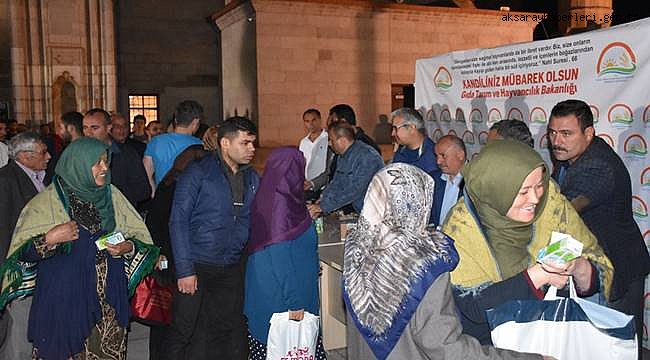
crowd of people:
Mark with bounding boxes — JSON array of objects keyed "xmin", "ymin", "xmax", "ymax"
[{"xmin": 0, "ymin": 98, "xmax": 647, "ymax": 360}]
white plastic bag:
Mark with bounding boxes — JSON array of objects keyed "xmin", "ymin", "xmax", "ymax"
[
  {"xmin": 266, "ymin": 311, "xmax": 319, "ymax": 360},
  {"xmin": 487, "ymin": 277, "xmax": 637, "ymax": 360}
]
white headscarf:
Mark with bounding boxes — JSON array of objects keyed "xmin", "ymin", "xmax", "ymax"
[{"xmin": 344, "ymin": 163, "xmax": 455, "ymax": 338}]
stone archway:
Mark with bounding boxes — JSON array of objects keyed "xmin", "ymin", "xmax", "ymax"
[{"xmin": 52, "ymin": 71, "xmax": 79, "ymax": 127}]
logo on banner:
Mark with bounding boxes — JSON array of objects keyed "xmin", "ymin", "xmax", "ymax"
[
  {"xmin": 448, "ymin": 129, "xmax": 458, "ymax": 136},
  {"xmin": 624, "ymin": 134, "xmax": 648, "ymax": 157},
  {"xmin": 432, "ymin": 129, "xmax": 443, "ymax": 142},
  {"xmin": 478, "ymin": 131, "xmax": 489, "ymax": 145},
  {"xmin": 590, "ymin": 105, "xmax": 600, "ymax": 123},
  {"xmin": 644, "ymin": 105, "xmax": 650, "ymax": 127},
  {"xmin": 426, "ymin": 108, "xmax": 437, "ymax": 123},
  {"xmin": 596, "ymin": 42, "xmax": 637, "ymax": 81},
  {"xmin": 462, "ymin": 130, "xmax": 475, "ymax": 144},
  {"xmin": 434, "ymin": 66, "xmax": 452, "ymax": 90},
  {"xmin": 608, "ymin": 103, "xmax": 634, "ymax": 127},
  {"xmin": 539, "ymin": 133, "xmax": 550, "ymax": 150},
  {"xmin": 642, "ymin": 167, "xmax": 650, "ymax": 190},
  {"xmin": 529, "ymin": 107, "xmax": 548, "ymax": 125},
  {"xmin": 507, "ymin": 108, "xmax": 524, "ymax": 121},
  {"xmin": 598, "ymin": 133, "xmax": 616, "ymax": 149},
  {"xmin": 440, "ymin": 108, "xmax": 452, "ymax": 122},
  {"xmin": 455, "ymin": 108, "xmax": 466, "ymax": 123},
  {"xmin": 487, "ymin": 108, "xmax": 502, "ymax": 127},
  {"xmin": 632, "ymin": 195, "xmax": 648, "ymax": 220},
  {"xmin": 470, "ymin": 109, "xmax": 483, "ymax": 123}
]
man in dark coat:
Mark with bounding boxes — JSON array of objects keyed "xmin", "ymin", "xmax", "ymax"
[{"xmin": 0, "ymin": 132, "xmax": 51, "ymax": 358}]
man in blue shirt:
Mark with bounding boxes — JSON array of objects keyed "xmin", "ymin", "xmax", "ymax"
[
  {"xmin": 143, "ymin": 100, "xmax": 202, "ymax": 195},
  {"xmin": 167, "ymin": 116, "xmax": 259, "ymax": 359},
  {"xmin": 390, "ymin": 107, "xmax": 442, "ymax": 224},
  {"xmin": 308, "ymin": 121, "xmax": 384, "ymax": 218}
]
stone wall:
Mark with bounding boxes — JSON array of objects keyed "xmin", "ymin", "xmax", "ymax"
[
  {"xmin": 0, "ymin": 0, "xmax": 11, "ymax": 118},
  {"xmin": 214, "ymin": 0, "xmax": 540, "ymax": 147},
  {"xmin": 7, "ymin": 0, "xmax": 117, "ymax": 124},
  {"xmin": 214, "ymin": 1, "xmax": 258, "ymax": 126},
  {"xmin": 116, "ymin": 0, "xmax": 224, "ymax": 125}
]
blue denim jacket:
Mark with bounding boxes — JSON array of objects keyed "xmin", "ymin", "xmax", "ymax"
[{"xmin": 320, "ymin": 141, "xmax": 384, "ymax": 214}]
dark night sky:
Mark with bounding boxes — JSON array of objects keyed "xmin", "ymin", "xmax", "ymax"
[{"xmin": 408, "ymin": 0, "xmax": 650, "ymax": 40}]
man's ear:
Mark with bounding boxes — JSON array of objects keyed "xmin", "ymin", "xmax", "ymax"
[
  {"xmin": 219, "ymin": 136, "xmax": 229, "ymax": 150},
  {"xmin": 584, "ymin": 126, "xmax": 595, "ymax": 142}
]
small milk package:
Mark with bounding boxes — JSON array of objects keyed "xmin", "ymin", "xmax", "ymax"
[
  {"xmin": 95, "ymin": 231, "xmax": 125, "ymax": 250},
  {"xmin": 536, "ymin": 231, "xmax": 583, "ymax": 265}
]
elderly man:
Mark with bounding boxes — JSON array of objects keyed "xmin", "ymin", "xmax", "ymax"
[
  {"xmin": 433, "ymin": 135, "xmax": 467, "ymax": 225},
  {"xmin": 83, "ymin": 108, "xmax": 151, "ymax": 207},
  {"xmin": 0, "ymin": 132, "xmax": 51, "ymax": 358},
  {"xmin": 548, "ymin": 99, "xmax": 650, "ymax": 359},
  {"xmin": 308, "ymin": 121, "xmax": 384, "ymax": 218}
]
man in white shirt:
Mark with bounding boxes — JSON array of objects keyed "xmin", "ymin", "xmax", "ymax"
[
  {"xmin": 298, "ymin": 109, "xmax": 328, "ymax": 183},
  {"xmin": 433, "ymin": 135, "xmax": 467, "ymax": 225}
]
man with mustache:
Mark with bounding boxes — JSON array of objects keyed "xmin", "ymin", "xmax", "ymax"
[{"xmin": 548, "ymin": 99, "xmax": 649, "ymax": 360}]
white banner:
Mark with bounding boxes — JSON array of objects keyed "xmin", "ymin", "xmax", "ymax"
[{"xmin": 415, "ymin": 17, "xmax": 650, "ymax": 346}]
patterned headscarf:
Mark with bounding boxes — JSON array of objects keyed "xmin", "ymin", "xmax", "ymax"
[{"xmin": 343, "ymin": 163, "xmax": 458, "ymax": 360}]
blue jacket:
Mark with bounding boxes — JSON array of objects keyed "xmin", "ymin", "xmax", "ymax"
[
  {"xmin": 392, "ymin": 137, "xmax": 443, "ymax": 224},
  {"xmin": 320, "ymin": 141, "xmax": 384, "ymax": 214},
  {"xmin": 170, "ymin": 152, "xmax": 259, "ymax": 278},
  {"xmin": 244, "ymin": 225, "xmax": 320, "ymax": 343}
]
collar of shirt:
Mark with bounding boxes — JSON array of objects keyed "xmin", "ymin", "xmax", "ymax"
[
  {"xmin": 216, "ymin": 149, "xmax": 251, "ymax": 176},
  {"xmin": 16, "ymin": 160, "xmax": 45, "ymax": 188},
  {"xmin": 440, "ymin": 172, "xmax": 463, "ymax": 185},
  {"xmin": 303, "ymin": 129, "xmax": 327, "ymax": 144}
]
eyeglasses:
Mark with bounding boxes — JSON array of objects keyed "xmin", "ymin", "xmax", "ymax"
[{"xmin": 391, "ymin": 123, "xmax": 410, "ymax": 131}]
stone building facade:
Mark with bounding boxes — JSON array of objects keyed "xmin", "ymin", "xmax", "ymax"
[{"xmin": 213, "ymin": 0, "xmax": 542, "ymax": 147}]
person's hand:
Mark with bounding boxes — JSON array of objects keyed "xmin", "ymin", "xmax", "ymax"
[
  {"xmin": 527, "ymin": 263, "xmax": 568, "ymax": 289},
  {"xmin": 542, "ymin": 257, "xmax": 592, "ymax": 291},
  {"xmin": 178, "ymin": 275, "xmax": 198, "ymax": 295},
  {"xmin": 288, "ymin": 309, "xmax": 304, "ymax": 321},
  {"xmin": 304, "ymin": 180, "xmax": 314, "ymax": 191},
  {"xmin": 307, "ymin": 204, "xmax": 322, "ymax": 219},
  {"xmin": 106, "ymin": 240, "xmax": 134, "ymax": 257},
  {"xmin": 45, "ymin": 221, "xmax": 79, "ymax": 245}
]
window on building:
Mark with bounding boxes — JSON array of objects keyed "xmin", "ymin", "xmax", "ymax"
[{"xmin": 128, "ymin": 94, "xmax": 158, "ymax": 124}]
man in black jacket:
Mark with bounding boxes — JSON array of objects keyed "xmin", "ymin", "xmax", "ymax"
[
  {"xmin": 549, "ymin": 99, "xmax": 650, "ymax": 360},
  {"xmin": 0, "ymin": 132, "xmax": 51, "ymax": 358},
  {"xmin": 83, "ymin": 108, "xmax": 151, "ymax": 207}
]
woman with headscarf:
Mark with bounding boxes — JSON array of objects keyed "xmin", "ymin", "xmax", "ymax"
[
  {"xmin": 442, "ymin": 139, "xmax": 614, "ymax": 343},
  {"xmin": 244, "ymin": 147, "xmax": 325, "ymax": 359},
  {"xmin": 344, "ymin": 163, "xmax": 553, "ymax": 360},
  {"xmin": 0, "ymin": 137, "xmax": 159, "ymax": 359}
]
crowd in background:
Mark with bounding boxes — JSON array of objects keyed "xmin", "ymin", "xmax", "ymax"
[{"xmin": 0, "ymin": 98, "xmax": 647, "ymax": 360}]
